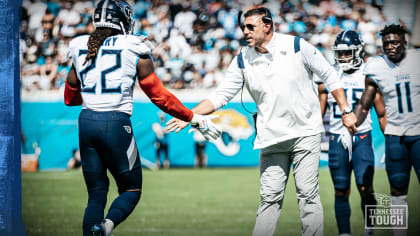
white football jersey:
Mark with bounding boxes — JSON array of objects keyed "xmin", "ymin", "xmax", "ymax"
[
  {"xmin": 327, "ymin": 64, "xmax": 372, "ymax": 134},
  {"xmin": 67, "ymin": 34, "xmax": 152, "ymax": 115},
  {"xmin": 364, "ymin": 49, "xmax": 420, "ymax": 136}
]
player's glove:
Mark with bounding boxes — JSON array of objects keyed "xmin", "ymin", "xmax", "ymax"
[
  {"xmin": 189, "ymin": 114, "xmax": 222, "ymax": 141},
  {"xmin": 337, "ymin": 129, "xmax": 353, "ymax": 162}
]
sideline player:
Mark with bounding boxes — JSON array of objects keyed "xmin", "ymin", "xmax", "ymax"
[
  {"xmin": 152, "ymin": 112, "xmax": 170, "ymax": 168},
  {"xmin": 354, "ymin": 24, "xmax": 420, "ymax": 236},
  {"xmin": 64, "ymin": 1, "xmax": 221, "ymax": 235},
  {"xmin": 317, "ymin": 30, "xmax": 386, "ymax": 236}
]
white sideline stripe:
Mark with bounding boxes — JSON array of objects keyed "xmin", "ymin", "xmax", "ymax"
[{"xmin": 126, "ymin": 136, "xmax": 137, "ymax": 171}]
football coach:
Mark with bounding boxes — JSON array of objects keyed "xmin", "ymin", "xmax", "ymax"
[{"xmin": 167, "ymin": 7, "xmax": 358, "ymax": 236}]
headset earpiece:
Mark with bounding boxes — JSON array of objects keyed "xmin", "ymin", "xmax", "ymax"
[
  {"xmin": 238, "ymin": 10, "xmax": 244, "ymax": 31},
  {"xmin": 261, "ymin": 8, "xmax": 272, "ymax": 24},
  {"xmin": 238, "ymin": 7, "xmax": 272, "ymax": 32}
]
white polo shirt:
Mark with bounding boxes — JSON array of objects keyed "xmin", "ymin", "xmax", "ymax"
[{"xmin": 208, "ymin": 32, "xmax": 343, "ymax": 149}]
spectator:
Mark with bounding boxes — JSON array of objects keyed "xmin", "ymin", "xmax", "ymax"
[
  {"xmin": 40, "ymin": 9, "xmax": 54, "ymax": 32},
  {"xmin": 67, "ymin": 149, "xmax": 82, "ymax": 170},
  {"xmin": 39, "ymin": 29, "xmax": 56, "ymax": 58},
  {"xmin": 21, "ymin": 53, "xmax": 41, "ymax": 91},
  {"xmin": 20, "ymin": 0, "xmax": 390, "ymax": 92},
  {"xmin": 39, "ymin": 55, "xmax": 58, "ymax": 90},
  {"xmin": 23, "ymin": 0, "xmax": 47, "ymax": 34},
  {"xmin": 173, "ymin": 2, "xmax": 196, "ymax": 40},
  {"xmin": 56, "ymin": 1, "xmax": 80, "ymax": 38}
]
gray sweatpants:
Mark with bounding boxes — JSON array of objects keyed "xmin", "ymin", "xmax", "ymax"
[{"xmin": 252, "ymin": 134, "xmax": 323, "ymax": 236}]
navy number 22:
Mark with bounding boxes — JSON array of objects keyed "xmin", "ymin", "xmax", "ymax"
[{"xmin": 78, "ymin": 49, "xmax": 122, "ymax": 94}]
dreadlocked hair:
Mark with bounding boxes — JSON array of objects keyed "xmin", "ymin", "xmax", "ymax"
[
  {"xmin": 83, "ymin": 27, "xmax": 121, "ymax": 65},
  {"xmin": 380, "ymin": 24, "xmax": 407, "ymax": 37}
]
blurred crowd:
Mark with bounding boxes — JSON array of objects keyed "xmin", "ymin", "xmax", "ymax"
[{"xmin": 20, "ymin": 0, "xmax": 389, "ymax": 92}]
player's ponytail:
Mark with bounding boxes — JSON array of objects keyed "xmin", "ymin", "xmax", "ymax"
[{"xmin": 83, "ymin": 28, "xmax": 120, "ymax": 65}]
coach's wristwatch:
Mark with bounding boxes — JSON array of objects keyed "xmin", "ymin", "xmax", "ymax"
[{"xmin": 341, "ymin": 106, "xmax": 352, "ymax": 116}]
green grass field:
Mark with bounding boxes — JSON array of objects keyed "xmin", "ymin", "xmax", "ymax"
[{"xmin": 22, "ymin": 168, "xmax": 419, "ymax": 236}]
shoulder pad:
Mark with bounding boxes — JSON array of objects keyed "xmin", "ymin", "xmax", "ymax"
[
  {"xmin": 125, "ymin": 35, "xmax": 153, "ymax": 55},
  {"xmin": 69, "ymin": 35, "xmax": 89, "ymax": 49}
]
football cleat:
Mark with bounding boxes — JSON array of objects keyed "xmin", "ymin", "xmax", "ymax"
[{"xmin": 90, "ymin": 223, "xmax": 105, "ymax": 236}]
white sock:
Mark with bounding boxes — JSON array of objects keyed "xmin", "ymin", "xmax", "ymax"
[
  {"xmin": 391, "ymin": 195, "xmax": 407, "ymax": 236},
  {"xmin": 391, "ymin": 195, "xmax": 407, "ymax": 206},
  {"xmin": 103, "ymin": 219, "xmax": 114, "ymax": 236}
]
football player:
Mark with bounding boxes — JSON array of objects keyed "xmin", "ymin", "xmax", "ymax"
[
  {"xmin": 354, "ymin": 24, "xmax": 420, "ymax": 236},
  {"xmin": 318, "ymin": 30, "xmax": 386, "ymax": 236},
  {"xmin": 64, "ymin": 1, "xmax": 221, "ymax": 235}
]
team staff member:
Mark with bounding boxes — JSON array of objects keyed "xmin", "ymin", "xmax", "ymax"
[
  {"xmin": 318, "ymin": 30, "xmax": 386, "ymax": 236},
  {"xmin": 167, "ymin": 7, "xmax": 357, "ymax": 236},
  {"xmin": 64, "ymin": 1, "xmax": 220, "ymax": 235},
  {"xmin": 354, "ymin": 24, "xmax": 420, "ymax": 236}
]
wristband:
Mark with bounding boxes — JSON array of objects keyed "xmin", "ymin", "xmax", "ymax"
[{"xmin": 342, "ymin": 106, "xmax": 352, "ymax": 115}]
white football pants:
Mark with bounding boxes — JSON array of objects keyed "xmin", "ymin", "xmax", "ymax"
[{"xmin": 252, "ymin": 134, "xmax": 323, "ymax": 236}]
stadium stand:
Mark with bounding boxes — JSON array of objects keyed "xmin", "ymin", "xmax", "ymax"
[{"xmin": 20, "ymin": 0, "xmax": 408, "ymax": 94}]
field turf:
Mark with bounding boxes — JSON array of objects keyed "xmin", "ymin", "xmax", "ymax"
[{"xmin": 22, "ymin": 168, "xmax": 419, "ymax": 236}]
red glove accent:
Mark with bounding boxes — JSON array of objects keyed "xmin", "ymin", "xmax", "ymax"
[
  {"xmin": 139, "ymin": 72, "xmax": 193, "ymax": 122},
  {"xmin": 64, "ymin": 81, "xmax": 83, "ymax": 106}
]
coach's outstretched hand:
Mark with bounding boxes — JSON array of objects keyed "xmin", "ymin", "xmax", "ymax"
[
  {"xmin": 166, "ymin": 114, "xmax": 222, "ymax": 141},
  {"xmin": 190, "ymin": 114, "xmax": 222, "ymax": 141}
]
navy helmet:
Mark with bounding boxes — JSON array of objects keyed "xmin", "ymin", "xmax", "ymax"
[
  {"xmin": 93, "ymin": 0, "xmax": 134, "ymax": 34},
  {"xmin": 333, "ymin": 30, "xmax": 364, "ymax": 71}
]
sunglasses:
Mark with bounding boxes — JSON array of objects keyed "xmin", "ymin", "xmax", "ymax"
[{"xmin": 243, "ymin": 22, "xmax": 265, "ymax": 31}]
